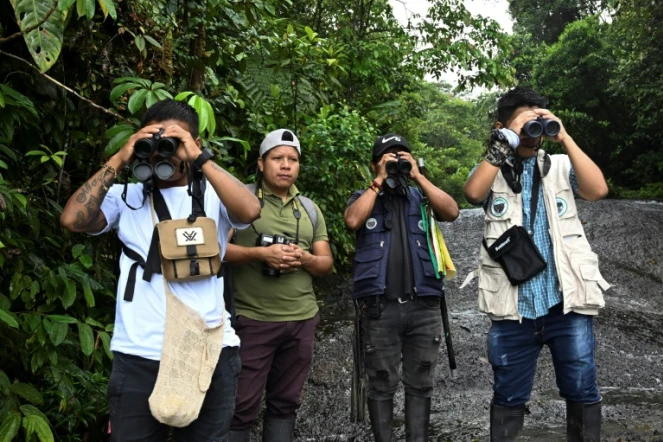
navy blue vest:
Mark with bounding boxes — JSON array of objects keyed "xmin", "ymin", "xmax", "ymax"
[{"xmin": 351, "ymin": 187, "xmax": 443, "ymax": 299}]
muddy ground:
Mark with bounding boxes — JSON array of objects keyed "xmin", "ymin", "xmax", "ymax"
[{"xmin": 252, "ymin": 200, "xmax": 663, "ymax": 441}]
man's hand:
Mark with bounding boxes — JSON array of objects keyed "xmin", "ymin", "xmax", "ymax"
[
  {"xmin": 112, "ymin": 124, "xmax": 163, "ymax": 169},
  {"xmin": 375, "ymin": 152, "xmax": 396, "ymax": 184},
  {"xmin": 162, "ymin": 125, "xmax": 202, "ymax": 162},
  {"xmin": 397, "ymin": 151, "xmax": 423, "ymax": 183},
  {"xmin": 533, "ymin": 109, "xmax": 569, "ymax": 145},
  {"xmin": 507, "ymin": 109, "xmax": 540, "ymax": 137},
  {"xmin": 261, "ymin": 243, "xmax": 302, "ymax": 272}
]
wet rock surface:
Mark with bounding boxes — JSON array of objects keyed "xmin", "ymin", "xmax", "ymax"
[{"xmin": 259, "ymin": 200, "xmax": 663, "ymax": 441}]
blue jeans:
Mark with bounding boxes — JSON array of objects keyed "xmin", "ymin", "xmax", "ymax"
[{"xmin": 487, "ymin": 303, "xmax": 601, "ymax": 407}]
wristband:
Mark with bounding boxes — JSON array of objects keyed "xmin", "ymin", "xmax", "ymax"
[
  {"xmin": 369, "ymin": 185, "xmax": 381, "ymax": 195},
  {"xmin": 100, "ymin": 163, "xmax": 118, "ymax": 191},
  {"xmin": 371, "ymin": 180, "xmax": 383, "ymax": 191}
]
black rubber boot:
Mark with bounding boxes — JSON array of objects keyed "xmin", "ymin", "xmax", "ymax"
[
  {"xmin": 567, "ymin": 400, "xmax": 601, "ymax": 442},
  {"xmin": 367, "ymin": 398, "xmax": 394, "ymax": 442},
  {"xmin": 405, "ymin": 395, "xmax": 431, "ymax": 442},
  {"xmin": 490, "ymin": 402, "xmax": 525, "ymax": 442},
  {"xmin": 262, "ymin": 416, "xmax": 295, "ymax": 442},
  {"xmin": 229, "ymin": 429, "xmax": 251, "ymax": 442}
]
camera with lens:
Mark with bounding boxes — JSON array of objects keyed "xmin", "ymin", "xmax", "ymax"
[
  {"xmin": 384, "ymin": 154, "xmax": 412, "ymax": 191},
  {"xmin": 256, "ymin": 233, "xmax": 292, "ymax": 277},
  {"xmin": 132, "ymin": 129, "xmax": 181, "ymax": 181},
  {"xmin": 522, "ymin": 117, "xmax": 560, "ymax": 139}
]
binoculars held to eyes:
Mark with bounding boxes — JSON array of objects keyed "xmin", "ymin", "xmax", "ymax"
[
  {"xmin": 131, "ymin": 129, "xmax": 181, "ymax": 181},
  {"xmin": 522, "ymin": 117, "xmax": 561, "ymax": 138},
  {"xmin": 384, "ymin": 155, "xmax": 412, "ymax": 191}
]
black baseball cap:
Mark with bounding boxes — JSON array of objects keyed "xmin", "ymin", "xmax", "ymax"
[{"xmin": 372, "ymin": 133, "xmax": 410, "ymax": 161}]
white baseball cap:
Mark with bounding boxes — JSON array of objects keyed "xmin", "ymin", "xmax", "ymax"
[{"xmin": 259, "ymin": 129, "xmax": 301, "ymax": 157}]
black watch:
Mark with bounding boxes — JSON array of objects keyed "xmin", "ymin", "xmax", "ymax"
[{"xmin": 193, "ymin": 148, "xmax": 215, "ymax": 169}]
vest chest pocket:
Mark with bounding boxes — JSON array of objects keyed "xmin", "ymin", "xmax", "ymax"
[
  {"xmin": 356, "ymin": 214, "xmax": 387, "ymax": 250},
  {"xmin": 485, "ymin": 192, "xmax": 515, "ymax": 239},
  {"xmin": 555, "ymin": 186, "xmax": 583, "ymax": 241},
  {"xmin": 415, "ymin": 245, "xmax": 437, "ymax": 277},
  {"xmin": 353, "ymin": 245, "xmax": 385, "ymax": 282}
]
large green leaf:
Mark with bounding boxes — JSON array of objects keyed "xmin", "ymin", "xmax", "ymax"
[
  {"xmin": 128, "ymin": 89, "xmax": 148, "ymax": 114},
  {"xmin": 77, "ymin": 323, "xmax": 94, "ymax": 356},
  {"xmin": 9, "ymin": 383, "xmax": 44, "ymax": 406},
  {"xmin": 0, "ymin": 370, "xmax": 10, "ymax": 394},
  {"xmin": 0, "ymin": 411, "xmax": 21, "ymax": 442},
  {"xmin": 22, "ymin": 414, "xmax": 54, "ymax": 442},
  {"xmin": 0, "ymin": 308, "xmax": 18, "ymax": 328},
  {"xmin": 96, "ymin": 0, "xmax": 116, "ymax": 20},
  {"xmin": 9, "ymin": 0, "xmax": 67, "ymax": 72}
]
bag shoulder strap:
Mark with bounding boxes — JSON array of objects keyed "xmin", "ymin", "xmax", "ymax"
[
  {"xmin": 189, "ymin": 165, "xmax": 206, "ymax": 219},
  {"xmin": 152, "ymin": 188, "xmax": 172, "ymax": 221},
  {"xmin": 296, "ymin": 195, "xmax": 318, "ymax": 232},
  {"xmin": 530, "ymin": 160, "xmax": 541, "ymax": 233}
]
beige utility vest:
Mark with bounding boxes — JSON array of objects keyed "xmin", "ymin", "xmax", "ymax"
[{"xmin": 462, "ymin": 150, "xmax": 610, "ymax": 321}]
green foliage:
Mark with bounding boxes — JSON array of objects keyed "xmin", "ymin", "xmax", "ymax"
[
  {"xmin": 297, "ymin": 106, "xmax": 376, "ymax": 270},
  {"xmin": 9, "ymin": 0, "xmax": 67, "ymax": 72},
  {"xmin": 507, "ymin": 0, "xmax": 608, "ymax": 44},
  {"xmin": 533, "ymin": 16, "xmax": 618, "ymax": 169}
]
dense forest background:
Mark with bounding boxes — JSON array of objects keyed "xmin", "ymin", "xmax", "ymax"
[{"xmin": 0, "ymin": 0, "xmax": 661, "ymax": 439}]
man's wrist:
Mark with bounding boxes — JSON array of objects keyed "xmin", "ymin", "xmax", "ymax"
[
  {"xmin": 300, "ymin": 250, "xmax": 312, "ymax": 268},
  {"xmin": 485, "ymin": 140, "xmax": 511, "ymax": 167},
  {"xmin": 108, "ymin": 154, "xmax": 128, "ymax": 171},
  {"xmin": 560, "ymin": 135, "xmax": 574, "ymax": 150}
]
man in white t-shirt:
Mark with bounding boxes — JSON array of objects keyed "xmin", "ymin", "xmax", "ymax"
[{"xmin": 60, "ymin": 99, "xmax": 261, "ymax": 441}]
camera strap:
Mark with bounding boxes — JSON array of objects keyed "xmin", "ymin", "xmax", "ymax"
[
  {"xmin": 121, "ymin": 176, "xmax": 153, "ymax": 210},
  {"xmin": 249, "ymin": 199, "xmax": 301, "ymax": 245}
]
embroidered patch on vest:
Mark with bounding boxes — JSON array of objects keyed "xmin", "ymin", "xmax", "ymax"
[
  {"xmin": 556, "ymin": 197, "xmax": 568, "ymax": 217},
  {"xmin": 365, "ymin": 218, "xmax": 377, "ymax": 230},
  {"xmin": 490, "ymin": 197, "xmax": 508, "ymax": 218},
  {"xmin": 418, "ymin": 220, "xmax": 425, "ymax": 231}
]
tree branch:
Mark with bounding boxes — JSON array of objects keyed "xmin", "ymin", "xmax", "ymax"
[
  {"xmin": 0, "ymin": 1, "xmax": 59, "ymax": 45},
  {"xmin": 0, "ymin": 50, "xmax": 132, "ymax": 123}
]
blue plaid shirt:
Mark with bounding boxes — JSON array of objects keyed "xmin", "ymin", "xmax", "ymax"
[{"xmin": 470, "ymin": 157, "xmax": 579, "ymax": 319}]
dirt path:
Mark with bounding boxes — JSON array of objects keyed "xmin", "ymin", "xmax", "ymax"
[{"xmin": 261, "ymin": 200, "xmax": 663, "ymax": 441}]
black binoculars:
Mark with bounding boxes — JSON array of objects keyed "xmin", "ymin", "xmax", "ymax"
[
  {"xmin": 384, "ymin": 155, "xmax": 412, "ymax": 191},
  {"xmin": 385, "ymin": 156, "xmax": 412, "ymax": 175},
  {"xmin": 522, "ymin": 117, "xmax": 560, "ymax": 138},
  {"xmin": 256, "ymin": 233, "xmax": 293, "ymax": 278},
  {"xmin": 131, "ymin": 129, "xmax": 181, "ymax": 181}
]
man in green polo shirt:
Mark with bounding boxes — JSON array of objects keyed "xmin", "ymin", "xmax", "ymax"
[{"xmin": 226, "ymin": 129, "xmax": 333, "ymax": 442}]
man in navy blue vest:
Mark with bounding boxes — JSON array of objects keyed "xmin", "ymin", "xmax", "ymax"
[{"xmin": 344, "ymin": 134, "xmax": 459, "ymax": 441}]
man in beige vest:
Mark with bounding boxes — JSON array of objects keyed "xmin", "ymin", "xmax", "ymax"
[{"xmin": 464, "ymin": 87, "xmax": 610, "ymax": 441}]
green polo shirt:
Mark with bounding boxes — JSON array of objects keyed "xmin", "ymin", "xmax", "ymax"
[{"xmin": 231, "ymin": 183, "xmax": 328, "ymax": 321}]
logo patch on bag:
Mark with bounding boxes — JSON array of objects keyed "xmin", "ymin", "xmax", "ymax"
[
  {"xmin": 366, "ymin": 218, "xmax": 377, "ymax": 230},
  {"xmin": 176, "ymin": 227, "xmax": 205, "ymax": 246},
  {"xmin": 418, "ymin": 220, "xmax": 425, "ymax": 231},
  {"xmin": 490, "ymin": 197, "xmax": 508, "ymax": 217},
  {"xmin": 556, "ymin": 197, "xmax": 568, "ymax": 217}
]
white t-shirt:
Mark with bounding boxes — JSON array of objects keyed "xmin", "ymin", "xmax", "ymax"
[{"xmin": 93, "ymin": 182, "xmax": 244, "ymax": 361}]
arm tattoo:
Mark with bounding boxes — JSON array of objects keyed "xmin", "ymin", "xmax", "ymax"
[{"xmin": 72, "ymin": 169, "xmax": 115, "ymax": 230}]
